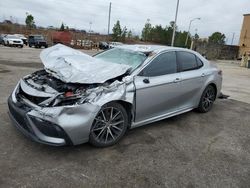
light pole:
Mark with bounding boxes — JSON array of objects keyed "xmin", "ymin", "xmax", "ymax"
[
  {"xmin": 107, "ymin": 2, "xmax": 112, "ymax": 40},
  {"xmin": 89, "ymin": 22, "xmax": 92, "ymax": 34},
  {"xmin": 185, "ymin": 17, "xmax": 200, "ymax": 46},
  {"xmin": 171, "ymin": 0, "xmax": 180, "ymax": 46}
]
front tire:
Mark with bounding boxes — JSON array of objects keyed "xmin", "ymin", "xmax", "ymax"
[
  {"xmin": 197, "ymin": 85, "xmax": 216, "ymax": 113},
  {"xmin": 89, "ymin": 102, "xmax": 128, "ymax": 147}
]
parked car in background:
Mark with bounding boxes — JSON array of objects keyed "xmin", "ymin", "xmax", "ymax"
[
  {"xmin": 0, "ymin": 34, "xmax": 6, "ymax": 45},
  {"xmin": 109, "ymin": 42, "xmax": 123, "ymax": 48},
  {"xmin": 8, "ymin": 44, "xmax": 222, "ymax": 147},
  {"xmin": 14, "ymin": 34, "xmax": 28, "ymax": 45},
  {"xmin": 3, "ymin": 35, "xmax": 23, "ymax": 48},
  {"xmin": 28, "ymin": 35, "xmax": 48, "ymax": 48},
  {"xmin": 99, "ymin": 41, "xmax": 109, "ymax": 50},
  {"xmin": 82, "ymin": 40, "xmax": 93, "ymax": 49},
  {"xmin": 52, "ymin": 31, "xmax": 72, "ymax": 46}
]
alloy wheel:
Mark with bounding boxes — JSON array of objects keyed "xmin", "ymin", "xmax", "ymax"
[
  {"xmin": 91, "ymin": 107, "xmax": 125, "ymax": 145},
  {"xmin": 202, "ymin": 86, "xmax": 215, "ymax": 111}
]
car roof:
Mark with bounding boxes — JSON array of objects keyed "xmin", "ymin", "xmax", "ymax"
[
  {"xmin": 29, "ymin": 35, "xmax": 43, "ymax": 37},
  {"xmin": 117, "ymin": 44, "xmax": 195, "ymax": 54},
  {"xmin": 6, "ymin": 34, "xmax": 17, "ymax": 37}
]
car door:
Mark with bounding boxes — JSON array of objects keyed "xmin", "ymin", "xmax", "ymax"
[
  {"xmin": 176, "ymin": 51, "xmax": 205, "ymax": 109},
  {"xmin": 134, "ymin": 51, "xmax": 183, "ymax": 123}
]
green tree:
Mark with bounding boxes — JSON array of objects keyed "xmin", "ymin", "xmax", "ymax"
[
  {"xmin": 127, "ymin": 30, "xmax": 132, "ymax": 39},
  {"xmin": 208, "ymin": 32, "xmax": 226, "ymax": 45},
  {"xmin": 175, "ymin": 31, "xmax": 190, "ymax": 47},
  {"xmin": 25, "ymin": 13, "xmax": 35, "ymax": 28},
  {"xmin": 60, "ymin": 23, "xmax": 65, "ymax": 31},
  {"xmin": 194, "ymin": 33, "xmax": 199, "ymax": 40},
  {"xmin": 121, "ymin": 26, "xmax": 127, "ymax": 42},
  {"xmin": 169, "ymin": 21, "xmax": 175, "ymax": 29},
  {"xmin": 140, "ymin": 21, "xmax": 193, "ymax": 47},
  {"xmin": 142, "ymin": 19, "xmax": 152, "ymax": 41},
  {"xmin": 112, "ymin": 20, "xmax": 122, "ymax": 41}
]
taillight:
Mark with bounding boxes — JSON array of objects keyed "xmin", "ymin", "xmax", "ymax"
[{"xmin": 218, "ymin": 70, "xmax": 222, "ymax": 76}]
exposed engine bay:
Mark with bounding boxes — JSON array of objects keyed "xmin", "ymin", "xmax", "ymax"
[
  {"xmin": 25, "ymin": 69, "xmax": 101, "ymax": 92},
  {"xmin": 18, "ymin": 69, "xmax": 129, "ymax": 107}
]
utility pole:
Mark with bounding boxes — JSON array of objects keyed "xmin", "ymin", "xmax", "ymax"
[
  {"xmin": 107, "ymin": 2, "xmax": 112, "ymax": 41},
  {"xmin": 171, "ymin": 0, "xmax": 180, "ymax": 46},
  {"xmin": 231, "ymin": 32, "xmax": 235, "ymax": 45}
]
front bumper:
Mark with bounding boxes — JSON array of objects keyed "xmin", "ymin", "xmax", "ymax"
[
  {"xmin": 8, "ymin": 83, "xmax": 101, "ymax": 146},
  {"xmin": 36, "ymin": 42, "xmax": 47, "ymax": 47},
  {"xmin": 8, "ymin": 96, "xmax": 72, "ymax": 146}
]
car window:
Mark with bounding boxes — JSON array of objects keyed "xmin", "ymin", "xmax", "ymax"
[
  {"xmin": 95, "ymin": 48, "xmax": 147, "ymax": 71},
  {"xmin": 34, "ymin": 36, "xmax": 44, "ymax": 40},
  {"xmin": 141, "ymin": 52, "xmax": 177, "ymax": 77},
  {"xmin": 177, "ymin": 51, "xmax": 198, "ymax": 71},
  {"xmin": 7, "ymin": 35, "xmax": 19, "ymax": 39},
  {"xmin": 197, "ymin": 57, "xmax": 204, "ymax": 68}
]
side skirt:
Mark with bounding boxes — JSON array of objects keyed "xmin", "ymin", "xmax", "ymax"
[{"xmin": 131, "ymin": 107, "xmax": 194, "ymax": 129}]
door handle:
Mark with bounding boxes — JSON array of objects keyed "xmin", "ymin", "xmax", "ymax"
[
  {"xmin": 143, "ymin": 78, "xmax": 150, "ymax": 84},
  {"xmin": 173, "ymin": 78, "xmax": 181, "ymax": 83},
  {"xmin": 201, "ymin": 73, "xmax": 205, "ymax": 77}
]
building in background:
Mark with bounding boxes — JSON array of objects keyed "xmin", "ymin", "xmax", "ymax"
[{"xmin": 239, "ymin": 14, "xmax": 250, "ymax": 56}]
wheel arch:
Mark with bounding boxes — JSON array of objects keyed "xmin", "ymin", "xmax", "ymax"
[
  {"xmin": 110, "ymin": 100, "xmax": 134, "ymax": 128},
  {"xmin": 207, "ymin": 82, "xmax": 218, "ymax": 99}
]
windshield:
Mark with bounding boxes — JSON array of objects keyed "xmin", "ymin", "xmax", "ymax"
[
  {"xmin": 7, "ymin": 35, "xmax": 19, "ymax": 39},
  {"xmin": 34, "ymin": 36, "xmax": 44, "ymax": 40},
  {"xmin": 95, "ymin": 48, "xmax": 147, "ymax": 71}
]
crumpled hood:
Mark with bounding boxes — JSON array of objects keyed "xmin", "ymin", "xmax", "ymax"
[{"xmin": 40, "ymin": 44, "xmax": 131, "ymax": 84}]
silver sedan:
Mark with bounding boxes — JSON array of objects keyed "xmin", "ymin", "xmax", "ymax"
[{"xmin": 8, "ymin": 44, "xmax": 222, "ymax": 147}]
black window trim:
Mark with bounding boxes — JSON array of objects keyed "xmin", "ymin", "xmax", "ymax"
[
  {"xmin": 138, "ymin": 51, "xmax": 178, "ymax": 77},
  {"xmin": 176, "ymin": 51, "xmax": 204, "ymax": 72},
  {"xmin": 196, "ymin": 56, "xmax": 204, "ymax": 69}
]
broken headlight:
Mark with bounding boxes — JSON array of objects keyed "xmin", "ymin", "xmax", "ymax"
[{"xmin": 55, "ymin": 90, "xmax": 87, "ymax": 106}]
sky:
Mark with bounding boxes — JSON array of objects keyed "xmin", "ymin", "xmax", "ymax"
[{"xmin": 0, "ymin": 0, "xmax": 249, "ymax": 45}]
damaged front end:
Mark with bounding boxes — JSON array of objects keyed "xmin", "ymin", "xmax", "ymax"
[
  {"xmin": 8, "ymin": 69, "xmax": 134, "ymax": 146},
  {"xmin": 20, "ymin": 69, "xmax": 133, "ymax": 107},
  {"xmin": 8, "ymin": 44, "xmax": 136, "ymax": 146},
  {"xmin": 20, "ymin": 69, "xmax": 101, "ymax": 107}
]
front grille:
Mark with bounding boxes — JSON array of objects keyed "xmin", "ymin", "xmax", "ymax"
[
  {"xmin": 13, "ymin": 40, "xmax": 21, "ymax": 43},
  {"xmin": 18, "ymin": 87, "xmax": 49, "ymax": 105},
  {"xmin": 38, "ymin": 42, "xmax": 46, "ymax": 45}
]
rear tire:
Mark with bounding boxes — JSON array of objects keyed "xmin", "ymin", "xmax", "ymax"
[
  {"xmin": 197, "ymin": 85, "xmax": 216, "ymax": 113},
  {"xmin": 89, "ymin": 102, "xmax": 128, "ymax": 147}
]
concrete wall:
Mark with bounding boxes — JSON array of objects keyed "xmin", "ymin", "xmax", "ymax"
[
  {"xmin": 194, "ymin": 42, "xmax": 239, "ymax": 60},
  {"xmin": 239, "ymin": 14, "xmax": 250, "ymax": 56}
]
